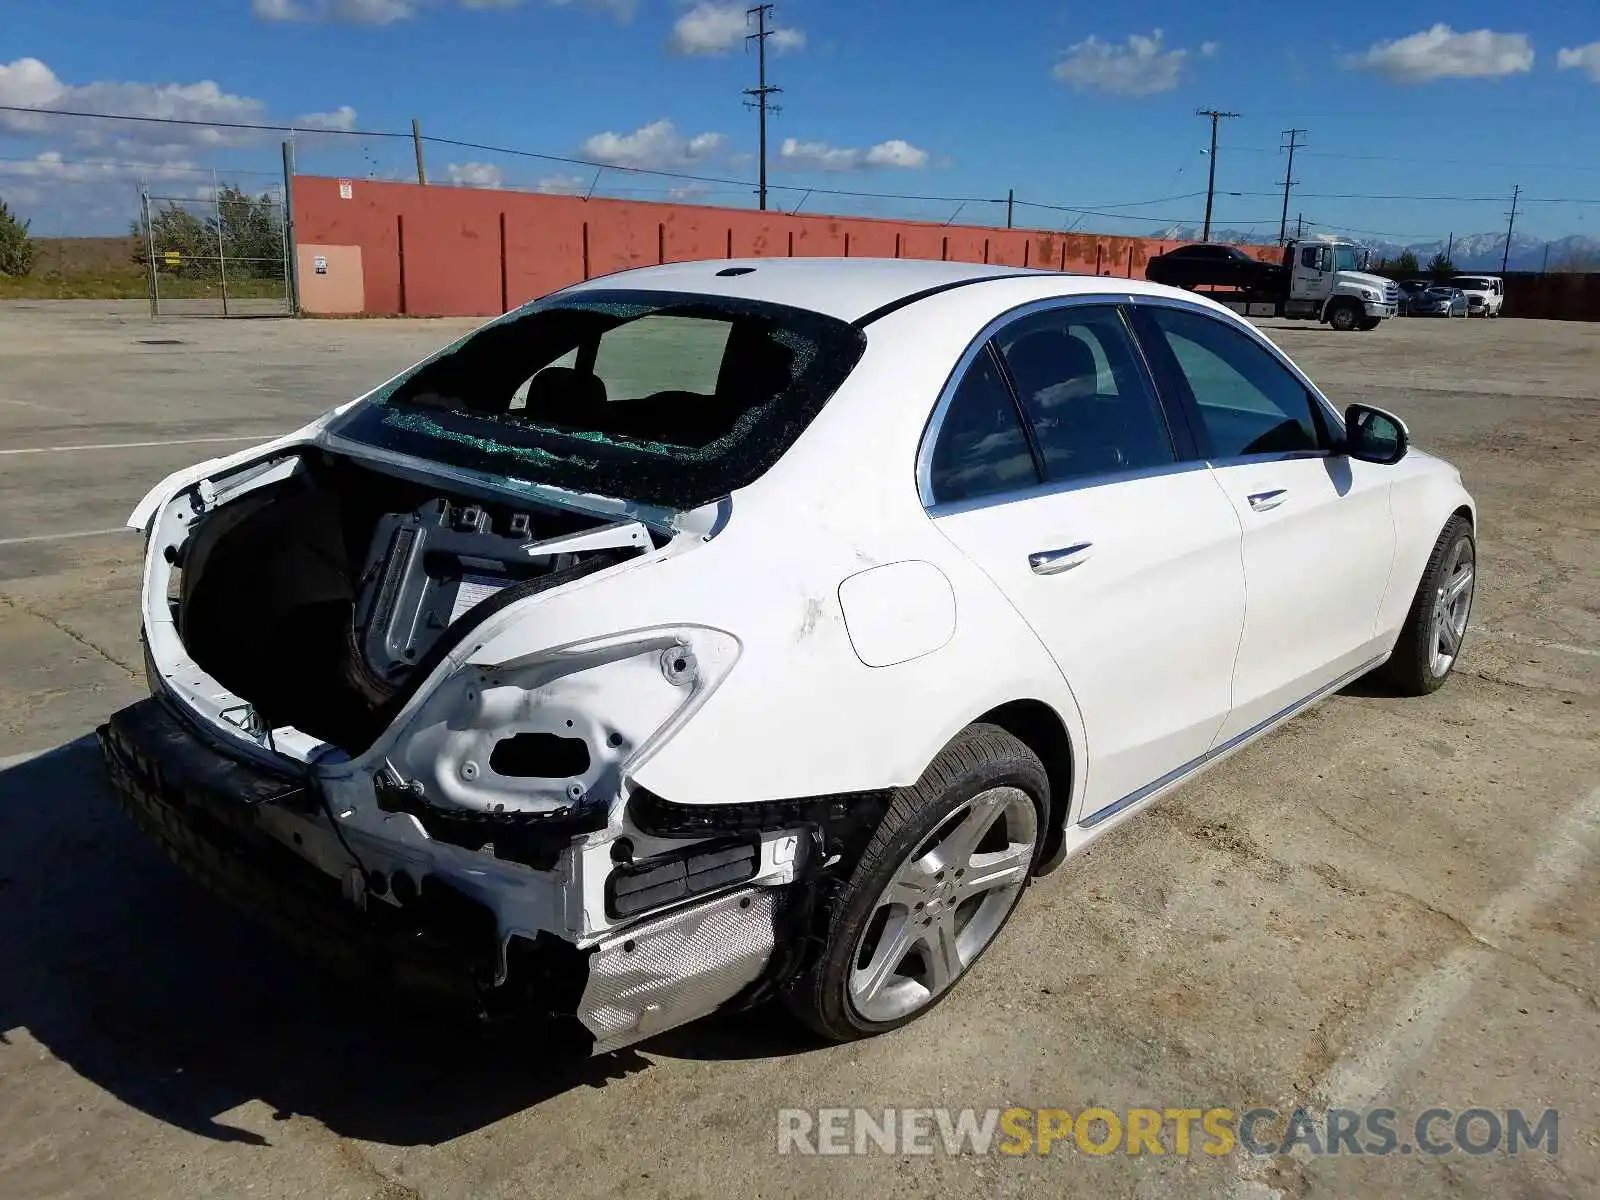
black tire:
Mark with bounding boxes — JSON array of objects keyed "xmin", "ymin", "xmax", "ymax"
[
  {"xmin": 783, "ymin": 723, "xmax": 1047, "ymax": 1043},
  {"xmin": 1377, "ymin": 515, "xmax": 1476, "ymax": 696},
  {"xmin": 1357, "ymin": 316, "xmax": 1382, "ymax": 331},
  {"xmin": 1329, "ymin": 301, "xmax": 1360, "ymax": 331}
]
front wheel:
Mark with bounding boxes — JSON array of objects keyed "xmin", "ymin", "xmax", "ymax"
[
  {"xmin": 1328, "ymin": 301, "xmax": 1360, "ymax": 331},
  {"xmin": 1357, "ymin": 316, "xmax": 1382, "ymax": 331},
  {"xmin": 1377, "ymin": 515, "xmax": 1475, "ymax": 696},
  {"xmin": 784, "ymin": 723, "xmax": 1045, "ymax": 1042}
]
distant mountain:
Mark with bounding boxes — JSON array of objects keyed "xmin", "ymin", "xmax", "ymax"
[{"xmin": 1152, "ymin": 225, "xmax": 1600, "ymax": 272}]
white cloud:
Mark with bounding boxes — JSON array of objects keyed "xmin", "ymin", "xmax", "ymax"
[
  {"xmin": 1200, "ymin": 41, "xmax": 1219, "ymax": 58},
  {"xmin": 1558, "ymin": 42, "xmax": 1600, "ymax": 82},
  {"xmin": 254, "ymin": 0, "xmax": 634, "ymax": 22},
  {"xmin": 1052, "ymin": 30, "xmax": 1201, "ymax": 97},
  {"xmin": 778, "ymin": 137, "xmax": 930, "ymax": 172},
  {"xmin": 579, "ymin": 119, "xmax": 726, "ymax": 170},
  {"xmin": 0, "ymin": 56, "xmax": 274, "ymax": 149},
  {"xmin": 669, "ymin": 2, "xmax": 803, "ymax": 56},
  {"xmin": 536, "ymin": 172, "xmax": 587, "ymax": 194},
  {"xmin": 252, "ymin": 0, "xmax": 419, "ymax": 21},
  {"xmin": 769, "ymin": 27, "xmax": 806, "ymax": 53},
  {"xmin": 297, "ymin": 105, "xmax": 358, "ymax": 130},
  {"xmin": 0, "ymin": 56, "xmax": 359, "ymax": 166},
  {"xmin": 0, "ymin": 149, "xmax": 203, "ymax": 185},
  {"xmin": 445, "ymin": 161, "xmax": 503, "ymax": 187},
  {"xmin": 1345, "ymin": 25, "xmax": 1533, "ymax": 83}
]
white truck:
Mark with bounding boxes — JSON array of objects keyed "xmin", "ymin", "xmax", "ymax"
[
  {"xmin": 1172, "ymin": 236, "xmax": 1401, "ymax": 332},
  {"xmin": 1451, "ymin": 275, "xmax": 1505, "ymax": 318}
]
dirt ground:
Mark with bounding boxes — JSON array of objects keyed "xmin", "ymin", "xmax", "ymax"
[{"xmin": 0, "ymin": 301, "xmax": 1595, "ymax": 1200}]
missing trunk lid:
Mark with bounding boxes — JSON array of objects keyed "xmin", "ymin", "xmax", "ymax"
[{"xmin": 172, "ymin": 454, "xmax": 653, "ymax": 756}]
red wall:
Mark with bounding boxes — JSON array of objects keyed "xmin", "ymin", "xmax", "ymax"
[{"xmin": 292, "ymin": 176, "xmax": 1281, "ymax": 318}]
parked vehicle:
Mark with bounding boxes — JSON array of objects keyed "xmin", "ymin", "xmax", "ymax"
[
  {"xmin": 1144, "ymin": 243, "xmax": 1282, "ymax": 292},
  {"xmin": 1147, "ymin": 236, "xmax": 1399, "ymax": 331},
  {"xmin": 1396, "ymin": 279, "xmax": 1434, "ymax": 316},
  {"xmin": 100, "ymin": 259, "xmax": 1476, "ymax": 1052},
  {"xmin": 1409, "ymin": 285, "xmax": 1469, "ymax": 318},
  {"xmin": 1451, "ymin": 275, "xmax": 1504, "ymax": 317}
]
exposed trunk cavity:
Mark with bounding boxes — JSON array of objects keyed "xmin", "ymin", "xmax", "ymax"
[{"xmin": 173, "ymin": 455, "xmax": 651, "ymax": 754}]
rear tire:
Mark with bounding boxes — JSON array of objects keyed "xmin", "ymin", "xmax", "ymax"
[
  {"xmin": 1377, "ymin": 515, "xmax": 1475, "ymax": 696},
  {"xmin": 784, "ymin": 723, "xmax": 1046, "ymax": 1043}
]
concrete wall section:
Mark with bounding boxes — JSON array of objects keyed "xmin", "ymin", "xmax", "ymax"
[{"xmin": 290, "ymin": 176, "xmax": 1284, "ymax": 318}]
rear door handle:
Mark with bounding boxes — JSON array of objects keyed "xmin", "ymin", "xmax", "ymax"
[
  {"xmin": 1029, "ymin": 542, "xmax": 1093, "ymax": 575},
  {"xmin": 1247, "ymin": 489, "xmax": 1288, "ymax": 512}
]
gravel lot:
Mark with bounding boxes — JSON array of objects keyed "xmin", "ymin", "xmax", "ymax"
[{"xmin": 1, "ymin": 300, "xmax": 1595, "ymax": 1200}]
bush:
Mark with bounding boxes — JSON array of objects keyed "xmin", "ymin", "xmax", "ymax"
[
  {"xmin": 1426, "ymin": 252, "xmax": 1456, "ymax": 280},
  {"xmin": 0, "ymin": 197, "xmax": 37, "ymax": 276}
]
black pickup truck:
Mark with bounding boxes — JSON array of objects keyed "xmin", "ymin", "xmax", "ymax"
[{"xmin": 1145, "ymin": 243, "xmax": 1286, "ymax": 291}]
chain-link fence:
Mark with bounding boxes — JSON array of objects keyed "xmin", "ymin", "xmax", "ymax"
[{"xmin": 136, "ymin": 185, "xmax": 292, "ymax": 316}]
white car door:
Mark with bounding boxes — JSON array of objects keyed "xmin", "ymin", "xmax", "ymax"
[
  {"xmin": 923, "ymin": 301, "xmax": 1247, "ymax": 824},
  {"xmin": 1130, "ymin": 301, "xmax": 1397, "ymax": 745}
]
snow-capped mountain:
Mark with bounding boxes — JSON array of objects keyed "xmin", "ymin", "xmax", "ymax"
[{"xmin": 1153, "ymin": 225, "xmax": 1600, "ymax": 272}]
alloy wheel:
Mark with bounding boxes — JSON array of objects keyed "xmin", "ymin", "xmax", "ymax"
[
  {"xmin": 1430, "ymin": 539, "xmax": 1474, "ymax": 677},
  {"xmin": 848, "ymin": 787, "xmax": 1037, "ymax": 1023}
]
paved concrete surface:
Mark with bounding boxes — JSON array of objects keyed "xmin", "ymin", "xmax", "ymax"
[{"xmin": 0, "ymin": 300, "xmax": 1596, "ymax": 1199}]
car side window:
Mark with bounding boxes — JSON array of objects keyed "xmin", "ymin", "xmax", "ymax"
[
  {"xmin": 927, "ymin": 347, "xmax": 1041, "ymax": 505},
  {"xmin": 995, "ymin": 305, "xmax": 1176, "ymax": 483},
  {"xmin": 1141, "ymin": 306, "xmax": 1331, "ymax": 458},
  {"xmin": 1300, "ymin": 247, "xmax": 1318, "ymax": 269}
]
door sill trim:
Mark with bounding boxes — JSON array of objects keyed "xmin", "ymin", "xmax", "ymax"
[{"xmin": 1078, "ymin": 652, "xmax": 1390, "ymax": 830}]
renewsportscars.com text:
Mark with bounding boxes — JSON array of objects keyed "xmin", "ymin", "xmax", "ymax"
[{"xmin": 776, "ymin": 1106, "xmax": 1560, "ymax": 1158}]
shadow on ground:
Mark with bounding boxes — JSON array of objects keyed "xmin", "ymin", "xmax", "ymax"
[{"xmin": 0, "ymin": 734, "xmax": 813, "ymax": 1147}]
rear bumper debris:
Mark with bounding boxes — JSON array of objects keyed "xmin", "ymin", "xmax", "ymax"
[{"xmin": 97, "ymin": 697, "xmax": 795, "ymax": 1049}]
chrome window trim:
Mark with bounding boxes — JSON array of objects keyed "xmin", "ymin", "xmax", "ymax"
[
  {"xmin": 925, "ymin": 457, "xmax": 1213, "ymax": 519},
  {"xmin": 916, "ymin": 292, "xmax": 1156, "ymax": 509},
  {"xmin": 915, "ymin": 291, "xmax": 1351, "ymax": 512},
  {"xmin": 1124, "ymin": 293, "xmax": 1349, "ymax": 444}
]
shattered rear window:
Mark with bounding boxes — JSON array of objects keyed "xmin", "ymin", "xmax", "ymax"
[{"xmin": 327, "ymin": 290, "xmax": 868, "ymax": 511}]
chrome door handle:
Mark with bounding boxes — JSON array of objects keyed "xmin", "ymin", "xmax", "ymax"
[
  {"xmin": 1247, "ymin": 489, "xmax": 1288, "ymax": 512},
  {"xmin": 1029, "ymin": 542, "xmax": 1093, "ymax": 575}
]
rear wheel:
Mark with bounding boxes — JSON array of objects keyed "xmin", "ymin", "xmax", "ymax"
[
  {"xmin": 784, "ymin": 723, "xmax": 1045, "ymax": 1042},
  {"xmin": 1377, "ymin": 515, "xmax": 1475, "ymax": 696}
]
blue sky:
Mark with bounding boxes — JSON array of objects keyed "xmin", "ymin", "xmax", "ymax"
[{"xmin": 4, "ymin": 1, "xmax": 1600, "ymax": 246}]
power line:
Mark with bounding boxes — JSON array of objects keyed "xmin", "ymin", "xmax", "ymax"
[
  {"xmin": 744, "ymin": 4, "xmax": 782, "ymax": 212},
  {"xmin": 1278, "ymin": 128, "xmax": 1306, "ymax": 245},
  {"xmin": 0, "ymin": 102, "xmax": 406, "ymax": 139},
  {"xmin": 1221, "ymin": 144, "xmax": 1600, "ymax": 174},
  {"xmin": 1195, "ymin": 108, "xmax": 1240, "ymax": 241}
]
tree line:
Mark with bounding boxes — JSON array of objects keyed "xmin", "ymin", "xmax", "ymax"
[{"xmin": 130, "ymin": 186, "xmax": 286, "ymax": 279}]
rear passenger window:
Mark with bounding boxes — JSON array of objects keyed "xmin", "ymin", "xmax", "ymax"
[
  {"xmin": 995, "ymin": 305, "xmax": 1175, "ymax": 483},
  {"xmin": 928, "ymin": 348, "xmax": 1041, "ymax": 505}
]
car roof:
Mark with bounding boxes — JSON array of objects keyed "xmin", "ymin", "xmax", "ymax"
[{"xmin": 557, "ymin": 257, "xmax": 1200, "ymax": 324}]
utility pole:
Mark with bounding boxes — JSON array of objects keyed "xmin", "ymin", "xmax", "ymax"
[
  {"xmin": 1296, "ymin": 212, "xmax": 1304, "ymax": 240},
  {"xmin": 1278, "ymin": 127, "xmax": 1306, "ymax": 245},
  {"xmin": 1501, "ymin": 184, "xmax": 1521, "ymax": 274},
  {"xmin": 1006, "ymin": 188, "xmax": 1014, "ymax": 229},
  {"xmin": 744, "ymin": 4, "xmax": 782, "ymax": 211},
  {"xmin": 1195, "ymin": 108, "xmax": 1239, "ymax": 242},
  {"xmin": 411, "ymin": 118, "xmax": 427, "ymax": 185}
]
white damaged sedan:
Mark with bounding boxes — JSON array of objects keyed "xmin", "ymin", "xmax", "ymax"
[{"xmin": 101, "ymin": 259, "xmax": 1477, "ymax": 1050}]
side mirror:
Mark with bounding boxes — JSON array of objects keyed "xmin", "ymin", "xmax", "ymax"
[{"xmin": 1342, "ymin": 403, "xmax": 1409, "ymax": 465}]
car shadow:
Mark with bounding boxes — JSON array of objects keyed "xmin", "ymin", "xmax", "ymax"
[{"xmin": 0, "ymin": 733, "xmax": 811, "ymax": 1147}]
